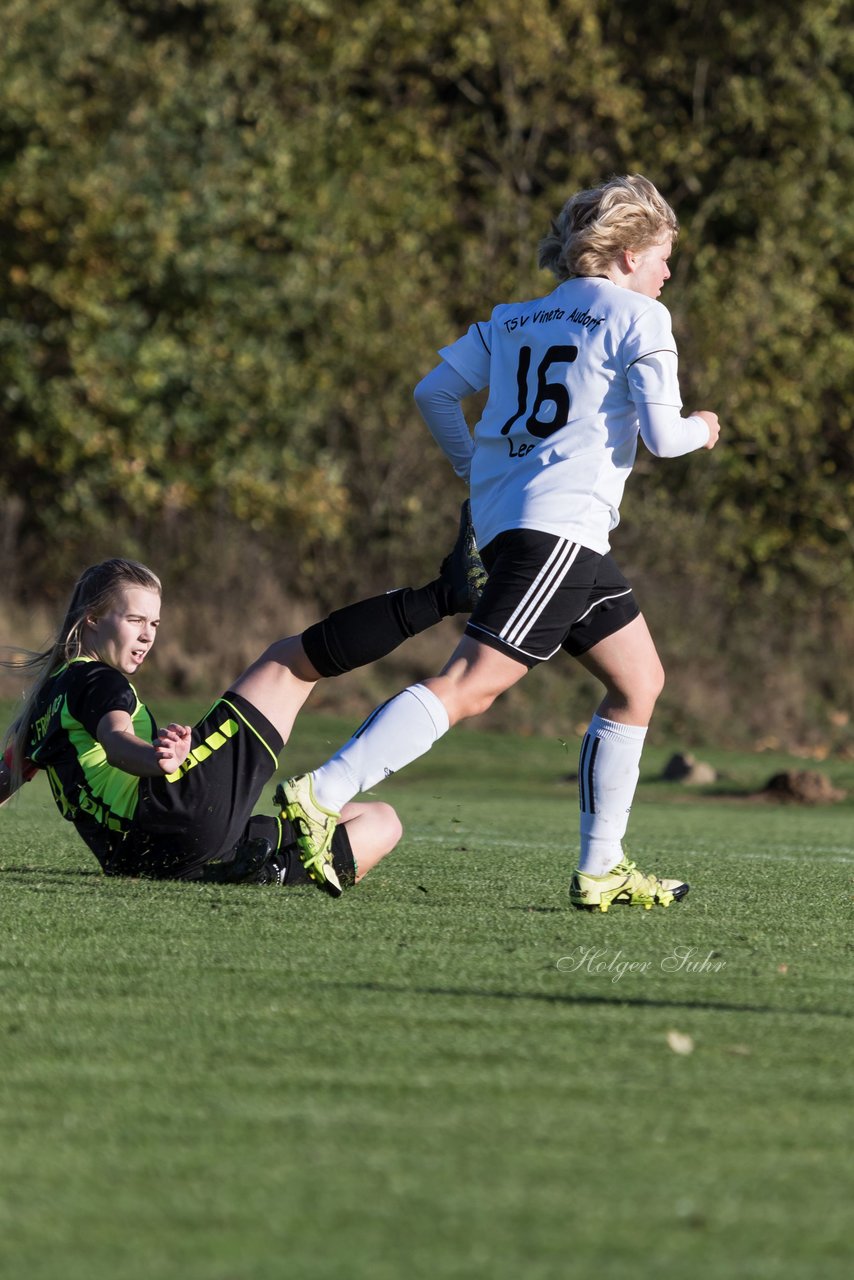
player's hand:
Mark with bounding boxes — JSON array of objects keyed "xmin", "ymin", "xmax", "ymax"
[
  {"xmin": 694, "ymin": 410, "xmax": 720, "ymax": 449},
  {"xmin": 154, "ymin": 723, "xmax": 192, "ymax": 774}
]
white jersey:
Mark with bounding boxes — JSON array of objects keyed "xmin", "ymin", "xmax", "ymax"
[{"xmin": 438, "ymin": 276, "xmax": 693, "ymax": 554}]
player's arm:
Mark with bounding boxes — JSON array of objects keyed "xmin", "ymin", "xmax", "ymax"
[
  {"xmin": 638, "ymin": 401, "xmax": 720, "ymax": 456},
  {"xmin": 0, "ymin": 758, "xmax": 14, "ymax": 806},
  {"xmin": 414, "ymin": 321, "xmax": 491, "ymax": 481},
  {"xmin": 627, "ymin": 347, "xmax": 720, "ymax": 456},
  {"xmin": 0, "ymin": 745, "xmax": 38, "ymax": 807},
  {"xmin": 96, "ymin": 711, "xmax": 192, "ymax": 776},
  {"xmin": 413, "ymin": 362, "xmax": 479, "ymax": 480}
]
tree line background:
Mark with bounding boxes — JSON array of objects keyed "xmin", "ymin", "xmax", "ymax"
[{"xmin": 1, "ymin": 0, "xmax": 852, "ymax": 749}]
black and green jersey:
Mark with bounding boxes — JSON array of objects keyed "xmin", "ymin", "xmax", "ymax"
[
  {"xmin": 27, "ymin": 658, "xmax": 156, "ymax": 865},
  {"xmin": 24, "ymin": 656, "xmax": 287, "ymax": 878}
]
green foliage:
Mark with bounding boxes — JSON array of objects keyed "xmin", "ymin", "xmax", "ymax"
[{"xmin": 0, "ymin": 1, "xmax": 851, "ymax": 659}]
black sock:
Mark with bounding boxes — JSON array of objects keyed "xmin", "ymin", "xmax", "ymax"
[
  {"xmin": 275, "ymin": 824, "xmax": 356, "ymax": 889},
  {"xmin": 301, "ymin": 582, "xmax": 446, "ymax": 678}
]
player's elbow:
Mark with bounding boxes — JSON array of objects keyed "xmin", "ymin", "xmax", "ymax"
[
  {"xmin": 643, "ymin": 439, "xmax": 677, "ymax": 460},
  {"xmin": 640, "ymin": 425, "xmax": 681, "ymax": 459},
  {"xmin": 413, "ymin": 371, "xmax": 437, "ymax": 413}
]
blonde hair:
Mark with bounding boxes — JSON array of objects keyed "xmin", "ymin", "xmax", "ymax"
[
  {"xmin": 2, "ymin": 558, "xmax": 161, "ymax": 791},
  {"xmin": 538, "ymin": 174, "xmax": 679, "ymax": 282}
]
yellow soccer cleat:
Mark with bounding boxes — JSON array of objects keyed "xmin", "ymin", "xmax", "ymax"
[
  {"xmin": 274, "ymin": 775, "xmax": 342, "ymax": 898},
  {"xmin": 569, "ymin": 857, "xmax": 688, "ymax": 913}
]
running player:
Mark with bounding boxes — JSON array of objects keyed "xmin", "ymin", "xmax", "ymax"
[
  {"xmin": 279, "ymin": 175, "xmax": 721, "ymax": 912},
  {"xmin": 0, "ymin": 505, "xmax": 486, "ymax": 889}
]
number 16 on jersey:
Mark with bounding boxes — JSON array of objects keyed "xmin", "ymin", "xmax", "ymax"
[{"xmin": 500, "ymin": 344, "xmax": 579, "ymax": 440}]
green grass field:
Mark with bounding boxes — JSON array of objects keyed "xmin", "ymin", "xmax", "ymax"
[{"xmin": 1, "ymin": 710, "xmax": 852, "ymax": 1280}]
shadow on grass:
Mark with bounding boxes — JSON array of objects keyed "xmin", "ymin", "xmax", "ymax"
[
  {"xmin": 1, "ymin": 864, "xmax": 103, "ymax": 880},
  {"xmin": 327, "ymin": 979, "xmax": 852, "ymax": 1020}
]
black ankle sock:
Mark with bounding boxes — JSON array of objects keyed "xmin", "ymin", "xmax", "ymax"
[{"xmin": 277, "ymin": 825, "xmax": 356, "ymax": 888}]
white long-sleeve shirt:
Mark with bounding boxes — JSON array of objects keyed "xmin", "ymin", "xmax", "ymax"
[{"xmin": 415, "ymin": 276, "xmax": 709, "ymax": 553}]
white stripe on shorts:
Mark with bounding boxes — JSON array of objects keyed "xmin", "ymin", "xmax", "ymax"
[
  {"xmin": 572, "ymin": 587, "xmax": 633, "ymax": 626},
  {"xmin": 466, "ymin": 620, "xmax": 564, "ymax": 663},
  {"xmin": 500, "ymin": 539, "xmax": 581, "ymax": 648}
]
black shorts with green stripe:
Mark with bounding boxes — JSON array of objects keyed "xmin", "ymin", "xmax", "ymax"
[{"xmin": 105, "ymin": 689, "xmax": 283, "ymax": 879}]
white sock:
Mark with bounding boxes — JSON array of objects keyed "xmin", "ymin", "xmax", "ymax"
[
  {"xmin": 576, "ymin": 714, "xmax": 647, "ymax": 876},
  {"xmin": 311, "ymin": 683, "xmax": 450, "ymax": 812}
]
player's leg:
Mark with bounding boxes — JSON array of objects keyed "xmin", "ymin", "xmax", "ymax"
[
  {"xmin": 200, "ymin": 800, "xmax": 402, "ymax": 887},
  {"xmin": 229, "ymin": 500, "xmax": 487, "ymax": 746},
  {"xmin": 577, "ymin": 610, "xmax": 664, "ymax": 727},
  {"xmin": 568, "ymin": 611, "xmax": 687, "ymax": 911},
  {"xmin": 337, "ymin": 800, "xmax": 403, "ymax": 880},
  {"xmin": 230, "ymin": 624, "xmax": 519, "ymax": 759},
  {"xmin": 288, "ymin": 526, "xmax": 582, "ymax": 824},
  {"xmin": 236, "ymin": 624, "xmax": 501, "ymax": 896},
  {"xmin": 229, "ymin": 634, "xmax": 319, "ymax": 747},
  {"xmin": 278, "ymin": 531, "xmax": 597, "ymax": 892},
  {"xmin": 574, "ymin": 613, "xmax": 663, "ymax": 875},
  {"xmin": 275, "ymin": 635, "xmax": 525, "ymax": 893},
  {"xmin": 307, "ymin": 633, "xmax": 526, "ymax": 806},
  {"xmin": 302, "ymin": 499, "xmax": 486, "ymax": 677}
]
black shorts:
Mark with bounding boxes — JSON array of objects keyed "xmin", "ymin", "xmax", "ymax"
[
  {"xmin": 110, "ymin": 690, "xmax": 284, "ymax": 878},
  {"xmin": 465, "ymin": 530, "xmax": 639, "ymax": 668}
]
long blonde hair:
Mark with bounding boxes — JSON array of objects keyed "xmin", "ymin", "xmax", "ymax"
[
  {"xmin": 538, "ymin": 174, "xmax": 679, "ymax": 282},
  {"xmin": 2, "ymin": 558, "xmax": 161, "ymax": 790}
]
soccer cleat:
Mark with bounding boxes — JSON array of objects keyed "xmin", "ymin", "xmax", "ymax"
[
  {"xmin": 439, "ymin": 499, "xmax": 488, "ymax": 613},
  {"xmin": 198, "ymin": 837, "xmax": 289, "ymax": 885},
  {"xmin": 274, "ymin": 775, "xmax": 343, "ymax": 898},
  {"xmin": 569, "ymin": 857, "xmax": 689, "ymax": 913}
]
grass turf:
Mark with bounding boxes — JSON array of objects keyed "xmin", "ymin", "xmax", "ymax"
[{"xmin": 1, "ymin": 711, "xmax": 852, "ymax": 1280}]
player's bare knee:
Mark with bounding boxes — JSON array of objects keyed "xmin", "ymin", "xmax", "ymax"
[
  {"xmin": 631, "ymin": 657, "xmax": 665, "ymax": 710},
  {"xmin": 375, "ymin": 802, "xmax": 404, "ymax": 853},
  {"xmin": 604, "ymin": 664, "xmax": 663, "ymax": 723},
  {"xmin": 631, "ymin": 679, "xmax": 663, "ymax": 724},
  {"xmin": 357, "ymin": 807, "xmax": 401, "ymax": 881},
  {"xmin": 262, "ymin": 634, "xmax": 318, "ymax": 680}
]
